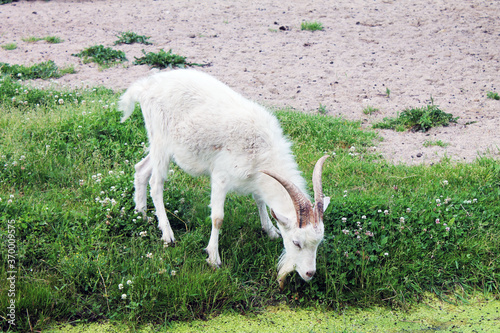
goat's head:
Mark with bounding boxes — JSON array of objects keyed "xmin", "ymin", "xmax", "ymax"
[{"xmin": 262, "ymin": 155, "xmax": 330, "ymax": 288}]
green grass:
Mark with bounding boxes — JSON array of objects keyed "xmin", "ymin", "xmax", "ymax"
[
  {"xmin": 22, "ymin": 36, "xmax": 63, "ymax": 44},
  {"xmin": 373, "ymin": 103, "xmax": 458, "ymax": 132},
  {"xmin": 423, "ymin": 140, "xmax": 450, "ymax": 148},
  {"xmin": 114, "ymin": 31, "xmax": 152, "ymax": 45},
  {"xmin": 301, "ymin": 21, "xmax": 324, "ymax": 31},
  {"xmin": 1, "ymin": 43, "xmax": 17, "ymax": 50},
  {"xmin": 363, "ymin": 105, "xmax": 379, "ymax": 115},
  {"xmin": 133, "ymin": 49, "xmax": 206, "ymax": 69},
  {"xmin": 72, "ymin": 45, "xmax": 127, "ymax": 67},
  {"xmin": 0, "ymin": 76, "xmax": 499, "ymax": 331},
  {"xmin": 487, "ymin": 91, "xmax": 499, "ymax": 100},
  {"xmin": 0, "ymin": 61, "xmax": 74, "ymax": 80}
]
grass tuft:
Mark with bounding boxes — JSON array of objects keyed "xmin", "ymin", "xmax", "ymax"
[
  {"xmin": 114, "ymin": 31, "xmax": 152, "ymax": 45},
  {"xmin": 487, "ymin": 91, "xmax": 499, "ymax": 100},
  {"xmin": 0, "ymin": 61, "xmax": 73, "ymax": 80},
  {"xmin": 133, "ymin": 49, "xmax": 206, "ymax": 69},
  {"xmin": 363, "ymin": 105, "xmax": 379, "ymax": 115},
  {"xmin": 72, "ymin": 45, "xmax": 127, "ymax": 67},
  {"xmin": 423, "ymin": 140, "xmax": 449, "ymax": 148},
  {"xmin": 1, "ymin": 42, "xmax": 17, "ymax": 50},
  {"xmin": 22, "ymin": 36, "xmax": 63, "ymax": 44},
  {"xmin": 301, "ymin": 21, "xmax": 324, "ymax": 31},
  {"xmin": 373, "ymin": 103, "xmax": 458, "ymax": 132}
]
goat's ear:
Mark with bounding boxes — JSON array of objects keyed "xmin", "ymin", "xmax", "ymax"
[
  {"xmin": 271, "ymin": 209, "xmax": 292, "ymax": 227},
  {"xmin": 323, "ymin": 197, "xmax": 331, "ymax": 212}
]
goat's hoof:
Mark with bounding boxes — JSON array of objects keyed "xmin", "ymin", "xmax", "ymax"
[
  {"xmin": 206, "ymin": 258, "xmax": 221, "ymax": 268},
  {"xmin": 161, "ymin": 235, "xmax": 176, "ymax": 246},
  {"xmin": 163, "ymin": 241, "xmax": 176, "ymax": 248}
]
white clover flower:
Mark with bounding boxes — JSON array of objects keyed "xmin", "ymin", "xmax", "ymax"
[
  {"xmin": 127, "ymin": 280, "xmax": 132, "ymax": 285},
  {"xmin": 341, "ymin": 217, "xmax": 347, "ymax": 223},
  {"xmin": 442, "ymin": 180, "xmax": 449, "ymax": 186},
  {"xmin": 121, "ymin": 294, "xmax": 127, "ymax": 300},
  {"xmin": 139, "ymin": 231, "xmax": 147, "ymax": 237},
  {"xmin": 384, "ymin": 252, "xmax": 389, "ymax": 256},
  {"xmin": 58, "ymin": 99, "xmax": 64, "ymax": 105},
  {"xmin": 400, "ymin": 217, "xmax": 405, "ymax": 223},
  {"xmin": 118, "ymin": 283, "xmax": 124, "ymax": 290},
  {"xmin": 171, "ymin": 270, "xmax": 177, "ymax": 276},
  {"xmin": 406, "ymin": 208, "xmax": 411, "ymax": 213},
  {"xmin": 361, "ymin": 215, "xmax": 366, "ymax": 219},
  {"xmin": 146, "ymin": 252, "xmax": 153, "ymax": 258},
  {"xmin": 384, "ymin": 210, "xmax": 389, "ymax": 215}
]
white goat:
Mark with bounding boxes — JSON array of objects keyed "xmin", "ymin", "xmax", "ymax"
[{"xmin": 119, "ymin": 69, "xmax": 330, "ymax": 287}]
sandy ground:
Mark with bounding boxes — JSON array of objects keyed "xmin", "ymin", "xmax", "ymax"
[{"xmin": 1, "ymin": 0, "xmax": 499, "ymax": 165}]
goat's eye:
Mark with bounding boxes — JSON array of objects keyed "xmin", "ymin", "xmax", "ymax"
[{"xmin": 293, "ymin": 240, "xmax": 302, "ymax": 249}]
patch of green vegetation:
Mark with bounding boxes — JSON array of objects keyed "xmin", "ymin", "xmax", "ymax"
[
  {"xmin": 423, "ymin": 140, "xmax": 449, "ymax": 148},
  {"xmin": 114, "ymin": 31, "xmax": 152, "ymax": 45},
  {"xmin": 1, "ymin": 42, "xmax": 17, "ymax": 50},
  {"xmin": 22, "ymin": 36, "xmax": 44, "ymax": 43},
  {"xmin": 301, "ymin": 21, "xmax": 324, "ymax": 31},
  {"xmin": 373, "ymin": 103, "xmax": 458, "ymax": 132},
  {"xmin": 133, "ymin": 48, "xmax": 206, "ymax": 69},
  {"xmin": 72, "ymin": 45, "xmax": 127, "ymax": 67},
  {"xmin": 44, "ymin": 36, "xmax": 63, "ymax": 44},
  {"xmin": 22, "ymin": 36, "xmax": 63, "ymax": 44},
  {"xmin": 0, "ymin": 61, "xmax": 73, "ymax": 79},
  {"xmin": 363, "ymin": 105, "xmax": 379, "ymax": 115},
  {"xmin": 0, "ymin": 0, "xmax": 14, "ymax": 4},
  {"xmin": 318, "ymin": 103, "xmax": 328, "ymax": 115},
  {"xmin": 487, "ymin": 91, "xmax": 499, "ymax": 100},
  {"xmin": 0, "ymin": 79, "xmax": 498, "ymax": 331}
]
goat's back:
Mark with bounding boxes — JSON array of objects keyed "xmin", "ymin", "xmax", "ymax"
[{"xmin": 120, "ymin": 70, "xmax": 294, "ymax": 187}]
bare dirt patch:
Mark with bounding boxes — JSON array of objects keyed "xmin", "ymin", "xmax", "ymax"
[{"xmin": 1, "ymin": 0, "xmax": 499, "ymax": 164}]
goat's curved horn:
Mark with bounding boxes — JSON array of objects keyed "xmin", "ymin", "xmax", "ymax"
[
  {"xmin": 312, "ymin": 155, "xmax": 329, "ymax": 223},
  {"xmin": 260, "ymin": 170, "xmax": 312, "ymax": 228}
]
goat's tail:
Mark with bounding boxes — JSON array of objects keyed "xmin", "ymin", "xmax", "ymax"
[{"xmin": 118, "ymin": 79, "xmax": 147, "ymax": 123}]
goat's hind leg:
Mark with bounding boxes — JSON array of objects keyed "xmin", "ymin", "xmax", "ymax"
[
  {"xmin": 149, "ymin": 156, "xmax": 175, "ymax": 244},
  {"xmin": 134, "ymin": 154, "xmax": 152, "ymax": 215}
]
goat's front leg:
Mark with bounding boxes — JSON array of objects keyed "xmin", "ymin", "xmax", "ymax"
[
  {"xmin": 205, "ymin": 175, "xmax": 228, "ymax": 267},
  {"xmin": 134, "ymin": 154, "xmax": 152, "ymax": 214},
  {"xmin": 253, "ymin": 194, "xmax": 281, "ymax": 239},
  {"xmin": 149, "ymin": 168, "xmax": 175, "ymax": 244}
]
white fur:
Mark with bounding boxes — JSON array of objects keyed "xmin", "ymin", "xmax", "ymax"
[{"xmin": 119, "ymin": 69, "xmax": 329, "ymax": 285}]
